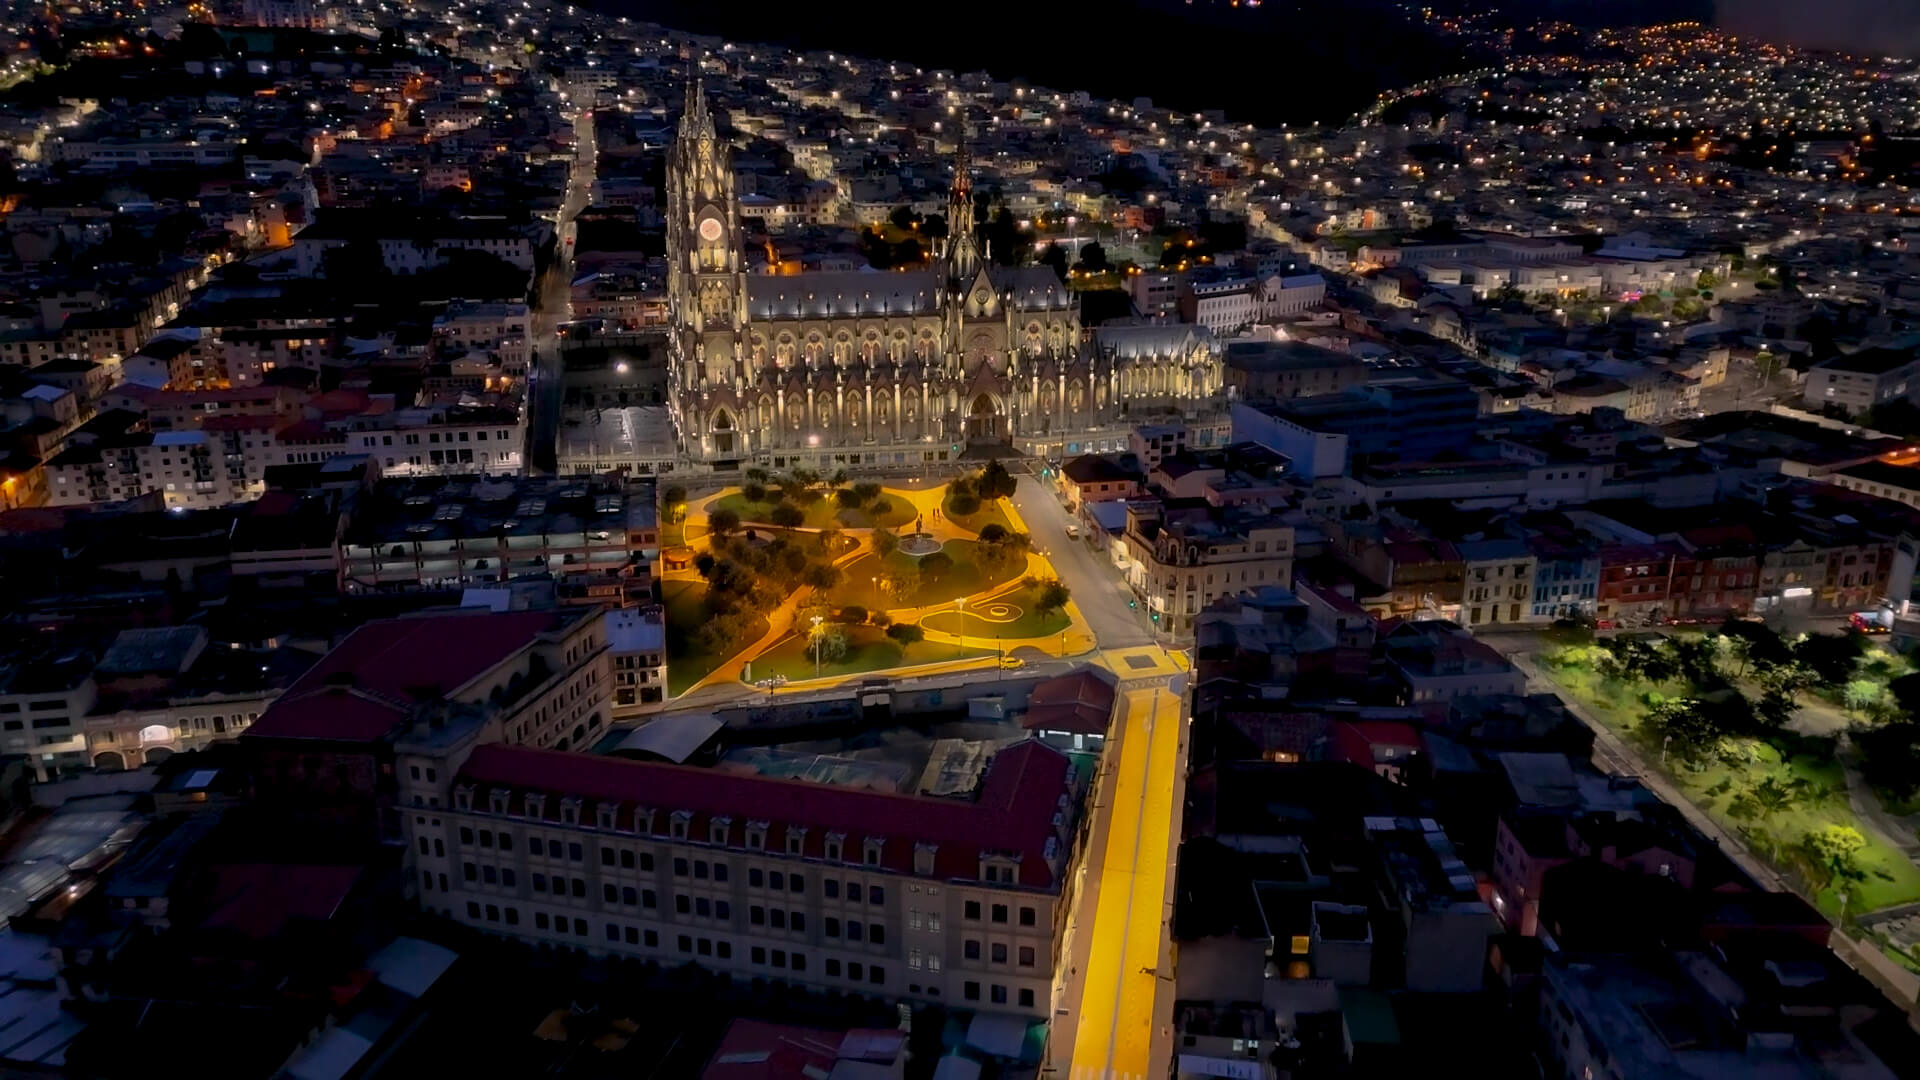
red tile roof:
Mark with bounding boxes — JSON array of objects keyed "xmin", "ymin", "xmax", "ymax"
[
  {"xmin": 458, "ymin": 737, "xmax": 1076, "ymax": 890},
  {"xmin": 246, "ymin": 610, "xmax": 564, "ymax": 742},
  {"xmin": 1021, "ymin": 669, "xmax": 1116, "ymax": 735}
]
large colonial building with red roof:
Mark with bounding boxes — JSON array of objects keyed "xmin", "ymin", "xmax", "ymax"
[{"xmin": 247, "ymin": 606, "xmax": 1092, "ymax": 1018}]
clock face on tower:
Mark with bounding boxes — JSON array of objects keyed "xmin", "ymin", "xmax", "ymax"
[{"xmin": 698, "ymin": 217, "xmax": 723, "ymax": 243}]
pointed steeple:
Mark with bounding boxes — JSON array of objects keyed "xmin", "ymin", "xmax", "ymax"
[
  {"xmin": 679, "ymin": 68, "xmax": 715, "ymax": 143},
  {"xmin": 945, "ymin": 125, "xmax": 980, "ymax": 282}
]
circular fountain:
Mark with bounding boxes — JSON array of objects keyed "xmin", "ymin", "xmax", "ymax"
[{"xmin": 897, "ymin": 532, "xmax": 945, "ymax": 557}]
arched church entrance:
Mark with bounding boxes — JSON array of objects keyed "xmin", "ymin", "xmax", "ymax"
[{"xmin": 966, "ymin": 394, "xmax": 1003, "ymax": 445}]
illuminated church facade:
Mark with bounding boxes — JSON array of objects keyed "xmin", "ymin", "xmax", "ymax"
[{"xmin": 665, "ymin": 80, "xmax": 1225, "ymax": 468}]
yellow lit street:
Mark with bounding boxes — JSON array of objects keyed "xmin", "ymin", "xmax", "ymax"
[{"xmin": 1061, "ymin": 651, "xmax": 1187, "ymax": 1080}]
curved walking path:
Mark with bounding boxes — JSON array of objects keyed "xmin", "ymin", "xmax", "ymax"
[{"xmin": 665, "ymin": 480, "xmax": 1098, "ymax": 700}]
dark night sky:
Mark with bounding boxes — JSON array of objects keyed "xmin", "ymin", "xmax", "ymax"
[{"xmin": 1718, "ymin": 0, "xmax": 1920, "ymax": 56}]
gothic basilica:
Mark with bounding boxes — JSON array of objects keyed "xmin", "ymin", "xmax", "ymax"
[{"xmin": 665, "ymin": 81, "xmax": 1225, "ymax": 468}]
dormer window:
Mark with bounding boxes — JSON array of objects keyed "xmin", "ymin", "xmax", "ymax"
[
  {"xmin": 634, "ymin": 808, "xmax": 655, "ymax": 836},
  {"xmin": 914, "ymin": 843, "xmax": 937, "ymax": 876},
  {"xmin": 488, "ymin": 789, "xmax": 508, "ymax": 815},
  {"xmin": 525, "ymin": 793, "xmax": 546, "ymax": 819},
  {"xmin": 559, "ymin": 797, "xmax": 581, "ymax": 826},
  {"xmin": 670, "ymin": 811, "xmax": 691, "ymax": 841},
  {"xmin": 824, "ymin": 832, "xmax": 845, "ymax": 862},
  {"xmin": 596, "ymin": 802, "xmax": 618, "ymax": 831},
  {"xmin": 979, "ymin": 855, "xmax": 1020, "ymax": 884},
  {"xmin": 863, "ymin": 838, "xmax": 885, "ymax": 867},
  {"xmin": 786, "ymin": 827, "xmax": 807, "ymax": 856},
  {"xmin": 746, "ymin": 821, "xmax": 768, "ymax": 851},
  {"xmin": 709, "ymin": 816, "xmax": 732, "ymax": 846},
  {"xmin": 454, "ymin": 784, "xmax": 474, "ymax": 811}
]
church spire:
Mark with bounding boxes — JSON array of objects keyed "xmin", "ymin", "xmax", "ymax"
[
  {"xmin": 945, "ymin": 125, "xmax": 980, "ymax": 281},
  {"xmin": 679, "ymin": 67, "xmax": 715, "ymax": 143}
]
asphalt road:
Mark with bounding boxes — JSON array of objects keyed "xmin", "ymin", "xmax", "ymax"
[
  {"xmin": 1011, "ymin": 475, "xmax": 1153, "ymax": 651},
  {"xmin": 527, "ymin": 95, "xmax": 595, "ymax": 475}
]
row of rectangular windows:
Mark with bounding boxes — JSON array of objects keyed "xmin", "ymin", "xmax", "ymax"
[
  {"xmin": 463, "ymin": 902, "xmax": 887, "ymax": 984},
  {"xmin": 457, "ymin": 831, "xmax": 912, "ymax": 909},
  {"xmin": 454, "ymin": 864, "xmax": 893, "ymax": 943}
]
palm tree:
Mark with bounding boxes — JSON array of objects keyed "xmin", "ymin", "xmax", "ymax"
[{"xmin": 1730, "ymin": 774, "xmax": 1811, "ymax": 858}]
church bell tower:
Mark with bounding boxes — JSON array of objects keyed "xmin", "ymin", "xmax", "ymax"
[{"xmin": 666, "ymin": 75, "xmax": 749, "ymax": 403}]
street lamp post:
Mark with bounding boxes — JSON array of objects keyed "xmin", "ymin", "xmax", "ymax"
[
  {"xmin": 955, "ymin": 597, "xmax": 966, "ymax": 659},
  {"xmin": 811, "ymin": 614, "xmax": 824, "ymax": 678}
]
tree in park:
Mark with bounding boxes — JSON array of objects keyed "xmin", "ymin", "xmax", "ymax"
[
  {"xmin": 838, "ymin": 605, "xmax": 869, "ymax": 625},
  {"xmin": 978, "ymin": 459, "xmax": 1017, "ymax": 500},
  {"xmin": 1800, "ymin": 824, "xmax": 1867, "ymax": 894},
  {"xmin": 871, "ymin": 612, "xmax": 893, "ymax": 629},
  {"xmin": 662, "ymin": 485, "xmax": 688, "ymax": 521},
  {"xmin": 872, "ymin": 528, "xmax": 900, "ymax": 559},
  {"xmin": 1638, "ymin": 697, "xmax": 1731, "ymax": 766},
  {"xmin": 742, "ymin": 482, "xmax": 768, "ymax": 504},
  {"xmin": 1667, "ymin": 634, "xmax": 1721, "ymax": 685},
  {"xmin": 813, "ymin": 622, "xmax": 850, "ymax": 664},
  {"xmin": 870, "ymin": 498, "xmax": 893, "ymax": 519},
  {"xmin": 694, "ymin": 552, "xmax": 716, "ymax": 578},
  {"xmin": 801, "ymin": 562, "xmax": 841, "ymax": 591},
  {"xmin": 852, "ymin": 481, "xmax": 882, "ymax": 504},
  {"xmin": 1793, "ymin": 630, "xmax": 1865, "ymax": 687},
  {"xmin": 1754, "ymin": 689, "xmax": 1797, "ymax": 731},
  {"xmin": 918, "ymin": 551, "xmax": 954, "ymax": 584},
  {"xmin": 1727, "ymin": 774, "xmax": 1811, "ymax": 857},
  {"xmin": 744, "ymin": 467, "xmax": 769, "ymax": 485},
  {"xmin": 1888, "ymin": 672, "xmax": 1920, "ymax": 717},
  {"xmin": 1035, "ymin": 578, "xmax": 1072, "ymax": 617},
  {"xmin": 1845, "ymin": 679, "xmax": 1885, "ymax": 716},
  {"xmin": 769, "ymin": 503, "xmax": 805, "ymax": 529},
  {"xmin": 707, "ymin": 507, "xmax": 741, "ymax": 537},
  {"xmin": 886, "ymin": 622, "xmax": 925, "ymax": 648},
  {"xmin": 1075, "ymin": 241, "xmax": 1109, "ymax": 273},
  {"xmin": 978, "ymin": 523, "xmax": 1008, "ymax": 543},
  {"xmin": 817, "ymin": 526, "xmax": 844, "ymax": 555},
  {"xmin": 836, "ymin": 488, "xmax": 864, "ymax": 508},
  {"xmin": 1720, "ymin": 618, "xmax": 1792, "ymax": 673},
  {"xmin": 1598, "ymin": 636, "xmax": 1677, "ymax": 683}
]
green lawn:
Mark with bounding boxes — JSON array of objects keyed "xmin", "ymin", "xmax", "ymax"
[
  {"xmin": 709, "ymin": 489, "xmax": 919, "ymax": 531},
  {"xmin": 830, "ymin": 539, "xmax": 1025, "ymax": 610},
  {"xmin": 746, "ymin": 624, "xmax": 993, "ymax": 682},
  {"xmin": 1538, "ymin": 653, "xmax": 1920, "ymax": 916},
  {"xmin": 662, "ymin": 580, "xmax": 765, "ymax": 696},
  {"xmin": 920, "ymin": 584, "xmax": 1070, "ymax": 640},
  {"xmin": 943, "ymin": 496, "xmax": 1011, "ymax": 536}
]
